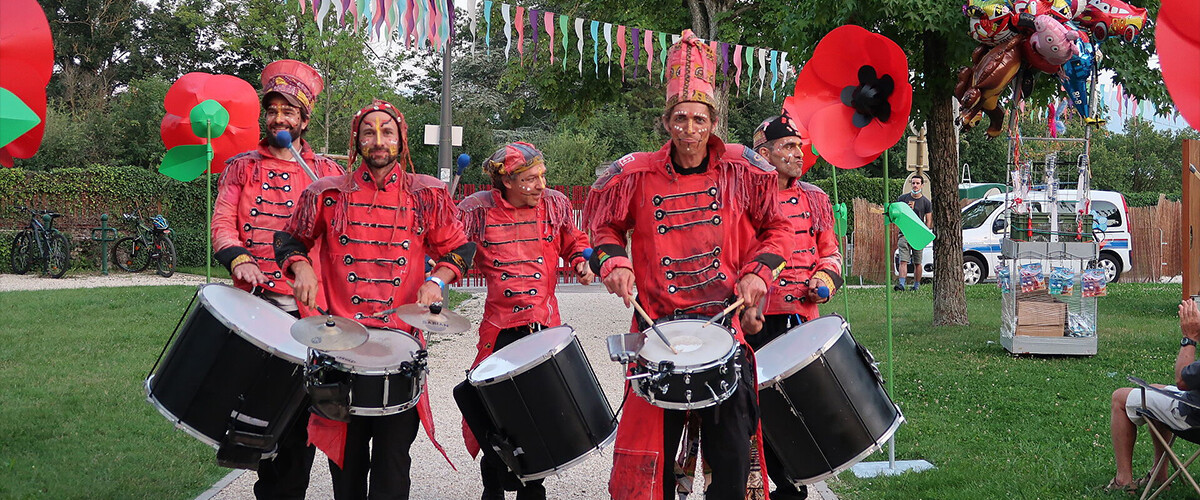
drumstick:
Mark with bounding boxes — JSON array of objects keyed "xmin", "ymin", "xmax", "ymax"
[
  {"xmin": 704, "ymin": 297, "xmax": 746, "ymax": 327},
  {"xmin": 631, "ymin": 300, "xmax": 678, "ymax": 354}
]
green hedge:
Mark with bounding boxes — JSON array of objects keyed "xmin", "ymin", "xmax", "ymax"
[{"xmin": 0, "ymin": 166, "xmax": 215, "ymax": 272}]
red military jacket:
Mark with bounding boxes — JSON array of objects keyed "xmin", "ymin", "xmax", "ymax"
[
  {"xmin": 583, "ymin": 137, "xmax": 792, "ymax": 500},
  {"xmin": 281, "ymin": 165, "xmax": 469, "ymax": 327},
  {"xmin": 763, "ymin": 179, "xmax": 842, "ymax": 317},
  {"xmin": 456, "ymin": 188, "xmax": 589, "ymax": 457},
  {"xmin": 212, "ymin": 138, "xmax": 344, "ymax": 294}
]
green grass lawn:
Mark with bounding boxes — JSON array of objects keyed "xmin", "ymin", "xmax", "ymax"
[
  {"xmin": 821, "ymin": 283, "xmax": 1196, "ymax": 499},
  {"xmin": 0, "ymin": 285, "xmax": 469, "ymax": 498}
]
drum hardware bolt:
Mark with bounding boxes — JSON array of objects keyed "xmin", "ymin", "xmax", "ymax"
[
  {"xmin": 626, "ymin": 372, "xmax": 652, "ymax": 380},
  {"xmin": 720, "ymin": 380, "xmax": 729, "ymax": 392},
  {"xmin": 719, "ymin": 364, "xmax": 727, "ymax": 374},
  {"xmin": 684, "ymin": 389, "xmax": 692, "ymax": 402},
  {"xmin": 658, "ymin": 383, "xmax": 669, "ymax": 394},
  {"xmin": 683, "ymin": 374, "xmax": 691, "ymax": 385},
  {"xmin": 513, "ymin": 447, "xmax": 525, "ymax": 456}
]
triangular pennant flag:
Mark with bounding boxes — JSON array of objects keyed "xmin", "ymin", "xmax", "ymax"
[
  {"xmin": 515, "ymin": 6, "xmax": 524, "ymax": 63},
  {"xmin": 758, "ymin": 48, "xmax": 767, "ymax": 97},
  {"xmin": 576, "ymin": 17, "xmax": 585, "ymax": 75},
  {"xmin": 501, "ymin": 3, "xmax": 512, "ymax": 61},
  {"xmin": 591, "ymin": 20, "xmax": 600, "ymax": 76},
  {"xmin": 720, "ymin": 42, "xmax": 730, "ymax": 88},
  {"xmin": 530, "ymin": 9, "xmax": 540, "ymax": 65},
  {"xmin": 544, "ymin": 11, "xmax": 554, "ymax": 64},
  {"xmin": 658, "ymin": 31, "xmax": 668, "ymax": 82},
  {"xmin": 604, "ymin": 23, "xmax": 613, "ymax": 78},
  {"xmin": 644, "ymin": 29, "xmax": 653, "ymax": 76},
  {"xmin": 618, "ymin": 24, "xmax": 627, "ymax": 81},
  {"xmin": 733, "ymin": 45, "xmax": 743, "ymax": 95},
  {"xmin": 483, "ymin": 0, "xmax": 492, "ymax": 52},
  {"xmin": 769, "ymin": 50, "xmax": 779, "ymax": 100},
  {"xmin": 559, "ymin": 14, "xmax": 568, "ymax": 70},
  {"xmin": 631, "ymin": 28, "xmax": 640, "ymax": 79},
  {"xmin": 0, "ymin": 88, "xmax": 41, "ymax": 149},
  {"xmin": 745, "ymin": 44, "xmax": 754, "ymax": 92},
  {"xmin": 316, "ymin": 0, "xmax": 331, "ymax": 31},
  {"xmin": 468, "ymin": 0, "xmax": 478, "ymax": 51}
]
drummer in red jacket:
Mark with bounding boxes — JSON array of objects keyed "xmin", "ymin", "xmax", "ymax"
[
  {"xmin": 584, "ymin": 30, "xmax": 793, "ymax": 500},
  {"xmin": 455, "ymin": 142, "xmax": 594, "ymax": 499},
  {"xmin": 275, "ymin": 99, "xmax": 476, "ymax": 499},
  {"xmin": 745, "ymin": 115, "xmax": 844, "ymax": 500},
  {"xmin": 210, "ymin": 59, "xmax": 344, "ymax": 498}
]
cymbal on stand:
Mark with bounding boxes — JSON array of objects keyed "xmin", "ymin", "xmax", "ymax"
[
  {"xmin": 291, "ymin": 315, "xmax": 370, "ymax": 351},
  {"xmin": 388, "ymin": 303, "xmax": 472, "ymax": 334}
]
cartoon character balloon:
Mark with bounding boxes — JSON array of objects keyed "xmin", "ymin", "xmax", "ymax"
[{"xmin": 1058, "ymin": 30, "xmax": 1096, "ymax": 118}]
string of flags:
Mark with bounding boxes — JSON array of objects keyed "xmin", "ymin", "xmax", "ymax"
[{"xmin": 294, "ymin": 0, "xmax": 797, "ymax": 101}]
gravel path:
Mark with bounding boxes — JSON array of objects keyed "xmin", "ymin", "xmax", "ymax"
[{"xmin": 0, "ymin": 272, "xmax": 229, "ymax": 292}]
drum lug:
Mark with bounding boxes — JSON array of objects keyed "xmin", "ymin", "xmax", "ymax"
[
  {"xmin": 719, "ymin": 363, "xmax": 727, "ymax": 375},
  {"xmin": 683, "ymin": 374, "xmax": 691, "ymax": 385},
  {"xmin": 684, "ymin": 389, "xmax": 692, "ymax": 402},
  {"xmin": 659, "ymin": 383, "xmax": 670, "ymax": 394},
  {"xmin": 719, "ymin": 380, "xmax": 729, "ymax": 393}
]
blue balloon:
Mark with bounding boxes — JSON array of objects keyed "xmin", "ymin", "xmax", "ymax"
[{"xmin": 1058, "ymin": 29, "xmax": 1095, "ymax": 119}]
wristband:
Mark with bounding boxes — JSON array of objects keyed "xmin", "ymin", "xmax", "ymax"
[
  {"xmin": 230, "ymin": 254, "xmax": 255, "ymax": 269},
  {"xmin": 426, "ymin": 276, "xmax": 446, "ymax": 289}
]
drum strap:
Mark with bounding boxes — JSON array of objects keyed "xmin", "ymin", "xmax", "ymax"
[{"xmin": 145, "ymin": 290, "xmax": 199, "ymax": 381}]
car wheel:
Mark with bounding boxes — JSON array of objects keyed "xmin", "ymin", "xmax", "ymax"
[
  {"xmin": 1095, "ymin": 253, "xmax": 1122, "ymax": 283},
  {"xmin": 963, "ymin": 255, "xmax": 985, "ymax": 285},
  {"xmin": 1123, "ymin": 25, "xmax": 1137, "ymax": 43},
  {"xmin": 1092, "ymin": 22, "xmax": 1108, "ymax": 41}
]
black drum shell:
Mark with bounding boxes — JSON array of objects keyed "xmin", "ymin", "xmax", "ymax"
[
  {"xmin": 758, "ymin": 329, "xmax": 902, "ymax": 485},
  {"xmin": 630, "ymin": 347, "xmax": 741, "ymax": 410},
  {"xmin": 471, "ymin": 336, "xmax": 616, "ymax": 480},
  {"xmin": 147, "ymin": 298, "xmax": 306, "ymax": 453},
  {"xmin": 344, "ymin": 370, "xmax": 423, "ymax": 415}
]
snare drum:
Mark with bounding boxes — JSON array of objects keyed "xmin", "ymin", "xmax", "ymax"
[
  {"xmin": 630, "ymin": 319, "xmax": 741, "ymax": 410},
  {"xmin": 468, "ymin": 326, "xmax": 617, "ymax": 481},
  {"xmin": 146, "ymin": 284, "xmax": 307, "ymax": 467},
  {"xmin": 308, "ymin": 329, "xmax": 426, "ymax": 416},
  {"xmin": 755, "ymin": 314, "xmax": 904, "ymax": 485}
]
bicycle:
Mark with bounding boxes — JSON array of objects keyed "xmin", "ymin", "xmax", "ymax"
[
  {"xmin": 112, "ymin": 209, "xmax": 177, "ymax": 277},
  {"xmin": 10, "ymin": 205, "xmax": 72, "ymax": 278}
]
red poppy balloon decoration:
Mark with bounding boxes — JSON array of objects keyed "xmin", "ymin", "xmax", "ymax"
[
  {"xmin": 0, "ymin": 0, "xmax": 54, "ymax": 167},
  {"xmin": 1157, "ymin": 0, "xmax": 1200, "ymax": 132},
  {"xmin": 160, "ymin": 72, "xmax": 261, "ymax": 178},
  {"xmin": 783, "ymin": 25, "xmax": 913, "ymax": 169}
]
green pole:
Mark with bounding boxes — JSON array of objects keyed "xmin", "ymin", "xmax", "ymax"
[
  {"xmin": 830, "ymin": 165, "xmax": 850, "ymax": 319},
  {"xmin": 205, "ymin": 120, "xmax": 213, "ymax": 283},
  {"xmin": 883, "ymin": 147, "xmax": 896, "ymax": 468}
]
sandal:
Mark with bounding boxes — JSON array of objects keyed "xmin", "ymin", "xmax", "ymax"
[{"xmin": 1103, "ymin": 478, "xmax": 1138, "ymax": 493}]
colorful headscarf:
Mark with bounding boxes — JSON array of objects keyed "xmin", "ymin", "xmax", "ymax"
[
  {"xmin": 665, "ymin": 30, "xmax": 717, "ymax": 111},
  {"xmin": 347, "ymin": 99, "xmax": 412, "ymax": 173},
  {"xmin": 484, "ymin": 141, "xmax": 544, "ymax": 179},
  {"xmin": 260, "ymin": 60, "xmax": 324, "ymax": 117}
]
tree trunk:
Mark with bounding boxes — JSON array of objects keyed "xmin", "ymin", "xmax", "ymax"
[
  {"xmin": 685, "ymin": 0, "xmax": 730, "ymax": 139},
  {"xmin": 925, "ymin": 33, "xmax": 969, "ymax": 326}
]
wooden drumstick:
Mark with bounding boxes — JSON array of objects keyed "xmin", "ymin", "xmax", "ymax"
[
  {"xmin": 631, "ymin": 300, "xmax": 678, "ymax": 354},
  {"xmin": 704, "ymin": 297, "xmax": 747, "ymax": 327}
]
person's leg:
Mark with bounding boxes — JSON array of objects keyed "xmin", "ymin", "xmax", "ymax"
[
  {"xmin": 700, "ymin": 355, "xmax": 756, "ymax": 499},
  {"xmin": 478, "ymin": 452, "xmax": 507, "ymax": 499},
  {"xmin": 514, "ymin": 478, "xmax": 546, "ymax": 500},
  {"xmin": 254, "ymin": 406, "xmax": 317, "ymax": 500},
  {"xmin": 662, "ymin": 409, "xmax": 687, "ymax": 500},
  {"xmin": 331, "ymin": 416, "xmax": 372, "ymax": 500},
  {"xmin": 369, "ymin": 409, "xmax": 421, "ymax": 500},
  {"xmin": 911, "ymin": 246, "xmax": 924, "ymax": 289}
]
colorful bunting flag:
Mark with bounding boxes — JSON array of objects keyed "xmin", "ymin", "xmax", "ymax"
[
  {"xmin": 530, "ymin": 9, "xmax": 539, "ymax": 65},
  {"xmin": 618, "ymin": 24, "xmax": 627, "ymax": 81},
  {"xmin": 658, "ymin": 31, "xmax": 667, "ymax": 82},
  {"xmin": 604, "ymin": 23, "xmax": 613, "ymax": 78},
  {"xmin": 733, "ymin": 45, "xmax": 743, "ymax": 95},
  {"xmin": 631, "ymin": 28, "xmax": 640, "ymax": 79},
  {"xmin": 483, "ymin": 0, "xmax": 492, "ymax": 52},
  {"xmin": 502, "ymin": 3, "xmax": 511, "ymax": 61},
  {"xmin": 591, "ymin": 20, "xmax": 600, "ymax": 77},
  {"xmin": 575, "ymin": 18, "xmax": 584, "ymax": 75},
  {"xmin": 545, "ymin": 11, "xmax": 554, "ymax": 64},
  {"xmin": 515, "ymin": 6, "xmax": 525, "ymax": 63},
  {"xmin": 559, "ymin": 14, "xmax": 568, "ymax": 70}
]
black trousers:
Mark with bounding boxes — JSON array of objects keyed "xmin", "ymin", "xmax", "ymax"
[
  {"xmin": 328, "ymin": 410, "xmax": 420, "ymax": 500},
  {"xmin": 253, "ymin": 309, "xmax": 317, "ymax": 500},
  {"xmin": 746, "ymin": 314, "xmax": 808, "ymax": 499},
  {"xmin": 456, "ymin": 324, "xmax": 547, "ymax": 499},
  {"xmin": 660, "ymin": 351, "xmax": 759, "ymax": 500}
]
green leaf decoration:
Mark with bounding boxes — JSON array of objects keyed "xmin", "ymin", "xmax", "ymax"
[
  {"xmin": 0, "ymin": 87, "xmax": 41, "ymax": 148},
  {"xmin": 833, "ymin": 202, "xmax": 848, "ymax": 237},
  {"xmin": 159, "ymin": 144, "xmax": 211, "ymax": 181},
  {"xmin": 189, "ymin": 99, "xmax": 229, "ymax": 138},
  {"xmin": 887, "ymin": 201, "xmax": 935, "ymax": 251}
]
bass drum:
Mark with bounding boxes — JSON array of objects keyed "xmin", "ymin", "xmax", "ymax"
[
  {"xmin": 146, "ymin": 284, "xmax": 308, "ymax": 468},
  {"xmin": 468, "ymin": 325, "xmax": 616, "ymax": 481},
  {"xmin": 755, "ymin": 314, "xmax": 903, "ymax": 485}
]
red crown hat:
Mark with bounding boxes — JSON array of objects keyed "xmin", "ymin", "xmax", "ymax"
[
  {"xmin": 260, "ymin": 60, "xmax": 324, "ymax": 114},
  {"xmin": 665, "ymin": 30, "xmax": 717, "ymax": 110}
]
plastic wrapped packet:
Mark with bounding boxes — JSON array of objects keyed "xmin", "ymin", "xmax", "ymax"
[
  {"xmin": 1049, "ymin": 266, "xmax": 1075, "ymax": 295},
  {"xmin": 996, "ymin": 265, "xmax": 1012, "ymax": 293},
  {"xmin": 1067, "ymin": 312, "xmax": 1095, "ymax": 337},
  {"xmin": 1082, "ymin": 268, "xmax": 1108, "ymax": 297},
  {"xmin": 1020, "ymin": 263, "xmax": 1046, "ymax": 293}
]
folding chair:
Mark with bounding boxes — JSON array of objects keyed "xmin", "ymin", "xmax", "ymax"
[{"xmin": 1128, "ymin": 376, "xmax": 1200, "ymax": 500}]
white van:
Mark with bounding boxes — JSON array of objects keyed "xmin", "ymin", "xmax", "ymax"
[{"xmin": 895, "ymin": 189, "xmax": 1132, "ymax": 284}]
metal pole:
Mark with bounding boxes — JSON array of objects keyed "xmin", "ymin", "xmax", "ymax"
[
  {"xmin": 206, "ymin": 121, "xmax": 213, "ymax": 283},
  {"xmin": 831, "ymin": 166, "xmax": 850, "ymax": 319},
  {"xmin": 884, "ymin": 147, "xmax": 896, "ymax": 469},
  {"xmin": 438, "ymin": 38, "xmax": 453, "ymax": 177}
]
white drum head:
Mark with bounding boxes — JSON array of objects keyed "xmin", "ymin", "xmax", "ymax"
[
  {"xmin": 756, "ymin": 315, "xmax": 846, "ymax": 383},
  {"xmin": 638, "ymin": 320, "xmax": 734, "ymax": 369},
  {"xmin": 331, "ymin": 329, "xmax": 422, "ymax": 372},
  {"xmin": 469, "ymin": 326, "xmax": 575, "ymax": 383},
  {"xmin": 198, "ymin": 284, "xmax": 305, "ymax": 363}
]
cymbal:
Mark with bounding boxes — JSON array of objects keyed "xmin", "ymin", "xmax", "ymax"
[
  {"xmin": 386, "ymin": 303, "xmax": 472, "ymax": 334},
  {"xmin": 291, "ymin": 315, "xmax": 370, "ymax": 351}
]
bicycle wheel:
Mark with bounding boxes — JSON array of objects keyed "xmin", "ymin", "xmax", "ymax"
[
  {"xmin": 45, "ymin": 232, "xmax": 71, "ymax": 278},
  {"xmin": 113, "ymin": 236, "xmax": 151, "ymax": 272},
  {"xmin": 155, "ymin": 235, "xmax": 176, "ymax": 278},
  {"xmin": 10, "ymin": 230, "xmax": 33, "ymax": 274}
]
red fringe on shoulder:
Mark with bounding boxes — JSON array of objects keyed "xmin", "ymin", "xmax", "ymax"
[
  {"xmin": 408, "ymin": 174, "xmax": 459, "ymax": 230},
  {"xmin": 286, "ymin": 175, "xmax": 353, "ymax": 241},
  {"xmin": 218, "ymin": 152, "xmax": 262, "ymax": 190},
  {"xmin": 582, "ymin": 169, "xmax": 640, "ymax": 234},
  {"xmin": 717, "ymin": 162, "xmax": 780, "ymax": 223},
  {"xmin": 543, "ymin": 189, "xmax": 574, "ymax": 232},
  {"xmin": 456, "ymin": 190, "xmax": 495, "ymax": 242},
  {"xmin": 798, "ymin": 181, "xmax": 834, "ymax": 233}
]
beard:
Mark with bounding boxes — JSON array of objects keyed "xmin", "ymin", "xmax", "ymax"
[
  {"xmin": 267, "ymin": 122, "xmax": 304, "ymax": 146},
  {"xmin": 362, "ymin": 146, "xmax": 398, "ymax": 169}
]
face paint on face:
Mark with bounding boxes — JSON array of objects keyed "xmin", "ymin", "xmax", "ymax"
[
  {"xmin": 664, "ymin": 102, "xmax": 713, "ymax": 154},
  {"xmin": 503, "ymin": 164, "xmax": 547, "ymax": 208},
  {"xmin": 767, "ymin": 136, "xmax": 805, "ymax": 179},
  {"xmin": 264, "ymin": 96, "xmax": 307, "ymax": 145},
  {"xmin": 357, "ymin": 112, "xmax": 401, "ymax": 169}
]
